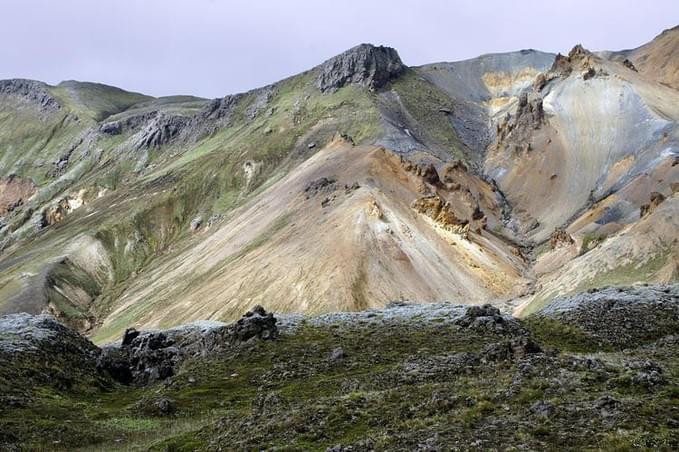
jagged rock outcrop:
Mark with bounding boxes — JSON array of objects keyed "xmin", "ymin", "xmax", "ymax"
[
  {"xmin": 550, "ymin": 44, "xmax": 595, "ymax": 77},
  {"xmin": 0, "ymin": 79, "xmax": 61, "ymax": 113},
  {"xmin": 412, "ymin": 194, "xmax": 469, "ymax": 234},
  {"xmin": 199, "ymin": 93, "xmax": 246, "ymax": 121},
  {"xmin": 100, "ymin": 111, "xmax": 159, "ymax": 135},
  {"xmin": 453, "ymin": 304, "xmax": 523, "ymax": 334},
  {"xmin": 132, "ymin": 112, "xmax": 190, "ymax": 149},
  {"xmin": 315, "ymin": 44, "xmax": 405, "ymax": 93},
  {"xmin": 233, "ymin": 305, "xmax": 279, "ymax": 341},
  {"xmin": 549, "ymin": 227, "xmax": 575, "ymax": 249},
  {"xmin": 244, "ymin": 86, "xmax": 276, "ymax": 119},
  {"xmin": 98, "ymin": 306, "xmax": 279, "ymax": 385}
]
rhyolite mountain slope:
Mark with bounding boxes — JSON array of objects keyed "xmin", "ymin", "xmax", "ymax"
[
  {"xmin": 0, "ymin": 30, "xmax": 677, "ymax": 340},
  {"xmin": 618, "ymin": 25, "xmax": 679, "ymax": 90}
]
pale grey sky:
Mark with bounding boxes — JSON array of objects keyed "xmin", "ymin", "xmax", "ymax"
[{"xmin": 1, "ymin": 0, "xmax": 677, "ymax": 98}]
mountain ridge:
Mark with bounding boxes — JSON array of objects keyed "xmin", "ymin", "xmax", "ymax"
[{"xmin": 0, "ymin": 33, "xmax": 676, "ymax": 339}]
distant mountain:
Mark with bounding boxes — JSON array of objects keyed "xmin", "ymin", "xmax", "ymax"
[{"xmin": 0, "ymin": 31, "xmax": 677, "ymax": 341}]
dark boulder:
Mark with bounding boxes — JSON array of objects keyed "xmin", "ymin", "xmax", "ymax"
[
  {"xmin": 100, "ymin": 307, "xmax": 279, "ymax": 386},
  {"xmin": 133, "ymin": 396, "xmax": 176, "ymax": 416},
  {"xmin": 234, "ymin": 305, "xmax": 278, "ymax": 341},
  {"xmin": 97, "ymin": 345, "xmax": 133, "ymax": 385},
  {"xmin": 122, "ymin": 328, "xmax": 140, "ymax": 346}
]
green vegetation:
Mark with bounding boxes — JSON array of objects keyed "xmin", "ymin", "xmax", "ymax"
[
  {"xmin": 523, "ymin": 316, "xmax": 607, "ymax": 353},
  {"xmin": 3, "ymin": 314, "xmax": 679, "ymax": 450},
  {"xmin": 49, "ymin": 81, "xmax": 154, "ymax": 122},
  {"xmin": 575, "ymin": 251, "xmax": 673, "ymax": 292},
  {"xmin": 579, "ymin": 231, "xmax": 607, "ymax": 255},
  {"xmin": 389, "ymin": 69, "xmax": 469, "ymax": 161},
  {"xmin": 0, "ymin": 65, "xmax": 388, "ymax": 332}
]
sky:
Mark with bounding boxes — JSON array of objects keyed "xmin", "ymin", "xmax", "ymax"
[{"xmin": 1, "ymin": 0, "xmax": 678, "ymax": 98}]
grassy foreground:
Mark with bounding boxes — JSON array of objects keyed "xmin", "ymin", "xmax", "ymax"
[{"xmin": 1, "ymin": 302, "xmax": 678, "ymax": 451}]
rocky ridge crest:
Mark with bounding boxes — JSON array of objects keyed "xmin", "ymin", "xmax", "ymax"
[{"xmin": 315, "ymin": 44, "xmax": 406, "ymax": 93}]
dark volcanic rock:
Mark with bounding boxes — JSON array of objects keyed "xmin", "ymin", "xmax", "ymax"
[
  {"xmin": 234, "ymin": 305, "xmax": 279, "ymax": 341},
  {"xmin": 454, "ymin": 304, "xmax": 525, "ymax": 335},
  {"xmin": 97, "ymin": 345, "xmax": 133, "ymax": 384},
  {"xmin": 304, "ymin": 177, "xmax": 337, "ymax": 198},
  {"xmin": 133, "ymin": 396, "xmax": 176, "ymax": 416},
  {"xmin": 315, "ymin": 44, "xmax": 406, "ymax": 93},
  {"xmin": 122, "ymin": 327, "xmax": 140, "ymax": 346},
  {"xmin": 100, "ymin": 306, "xmax": 279, "ymax": 385},
  {"xmin": 622, "ymin": 58, "xmax": 638, "ymax": 72},
  {"xmin": 0, "ymin": 79, "xmax": 61, "ymax": 113}
]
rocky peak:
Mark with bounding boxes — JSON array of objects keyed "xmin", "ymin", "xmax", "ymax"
[
  {"xmin": 0, "ymin": 78, "xmax": 61, "ymax": 113},
  {"xmin": 315, "ymin": 44, "xmax": 406, "ymax": 93},
  {"xmin": 549, "ymin": 44, "xmax": 596, "ymax": 77},
  {"xmin": 567, "ymin": 44, "xmax": 591, "ymax": 60}
]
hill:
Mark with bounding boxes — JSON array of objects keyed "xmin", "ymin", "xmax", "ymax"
[{"xmin": 0, "ymin": 35, "xmax": 676, "ymax": 340}]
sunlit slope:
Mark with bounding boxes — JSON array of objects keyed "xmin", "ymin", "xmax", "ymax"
[{"xmin": 94, "ymin": 137, "xmax": 529, "ymax": 342}]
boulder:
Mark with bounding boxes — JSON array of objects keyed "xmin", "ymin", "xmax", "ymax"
[
  {"xmin": 133, "ymin": 396, "xmax": 177, "ymax": 416},
  {"xmin": 234, "ymin": 305, "xmax": 278, "ymax": 341}
]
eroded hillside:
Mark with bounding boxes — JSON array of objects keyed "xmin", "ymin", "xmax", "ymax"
[{"xmin": 0, "ymin": 34, "xmax": 677, "ymax": 338}]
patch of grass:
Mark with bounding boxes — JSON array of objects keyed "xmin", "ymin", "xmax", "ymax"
[
  {"xmin": 97, "ymin": 417, "xmax": 160, "ymax": 432},
  {"xmin": 579, "ymin": 231, "xmax": 607, "ymax": 255},
  {"xmin": 523, "ymin": 317, "xmax": 606, "ymax": 352}
]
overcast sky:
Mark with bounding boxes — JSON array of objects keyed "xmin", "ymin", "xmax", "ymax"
[{"xmin": 1, "ymin": 0, "xmax": 678, "ymax": 98}]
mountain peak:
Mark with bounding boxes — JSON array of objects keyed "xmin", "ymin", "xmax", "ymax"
[{"xmin": 315, "ymin": 43, "xmax": 405, "ymax": 93}]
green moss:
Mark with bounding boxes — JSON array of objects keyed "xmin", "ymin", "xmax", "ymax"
[
  {"xmin": 579, "ymin": 231, "xmax": 607, "ymax": 255},
  {"xmin": 389, "ymin": 70, "xmax": 468, "ymax": 161},
  {"xmin": 97, "ymin": 417, "xmax": 160, "ymax": 432}
]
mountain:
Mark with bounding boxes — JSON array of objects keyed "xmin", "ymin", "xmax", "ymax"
[{"xmin": 0, "ymin": 32, "xmax": 677, "ymax": 343}]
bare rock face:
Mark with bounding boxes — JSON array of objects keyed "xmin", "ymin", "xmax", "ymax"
[
  {"xmin": 132, "ymin": 112, "xmax": 190, "ymax": 149},
  {"xmin": 100, "ymin": 111, "xmax": 159, "ymax": 135},
  {"xmin": 0, "ymin": 79, "xmax": 61, "ymax": 113},
  {"xmin": 199, "ymin": 93, "xmax": 246, "ymax": 122},
  {"xmin": 315, "ymin": 44, "xmax": 405, "ymax": 93},
  {"xmin": 549, "ymin": 227, "xmax": 575, "ymax": 249},
  {"xmin": 412, "ymin": 194, "xmax": 469, "ymax": 235},
  {"xmin": 0, "ymin": 175, "xmax": 37, "ymax": 216}
]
